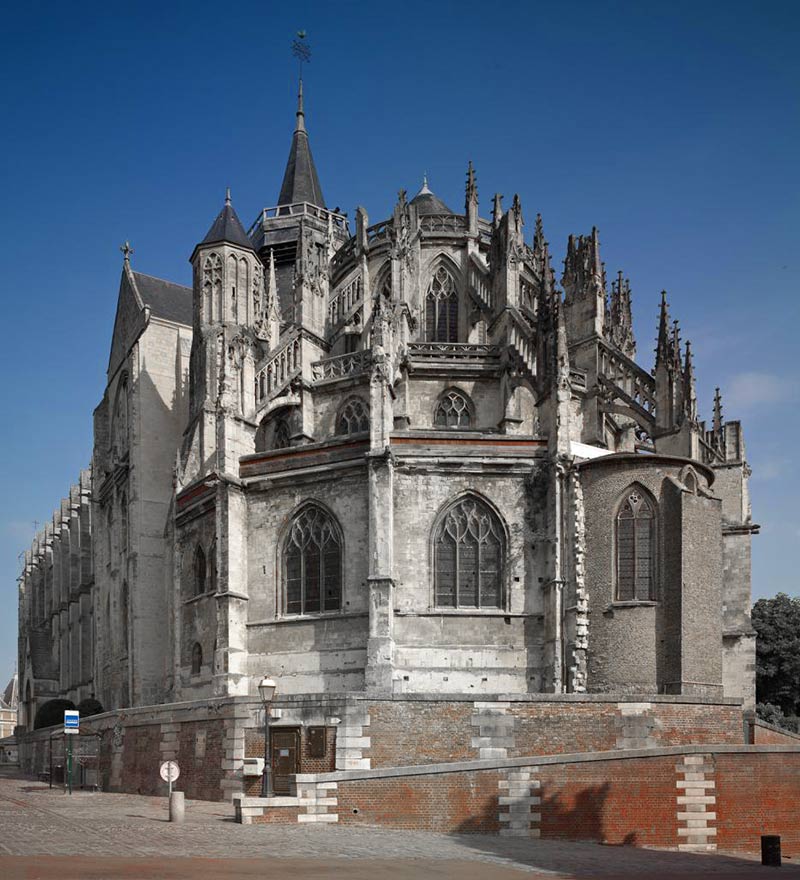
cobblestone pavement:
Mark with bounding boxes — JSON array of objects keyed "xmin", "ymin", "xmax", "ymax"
[{"xmin": 0, "ymin": 771, "xmax": 797, "ymax": 879}]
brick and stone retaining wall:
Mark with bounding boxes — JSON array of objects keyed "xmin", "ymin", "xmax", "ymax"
[
  {"xmin": 236, "ymin": 745, "xmax": 800, "ymax": 855},
  {"xmin": 17, "ymin": 692, "xmax": 746, "ymax": 804}
]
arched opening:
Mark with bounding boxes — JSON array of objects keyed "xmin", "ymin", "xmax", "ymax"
[
  {"xmin": 432, "ymin": 495, "xmax": 505, "ymax": 609},
  {"xmin": 615, "ymin": 486, "xmax": 656, "ymax": 601},
  {"xmin": 336, "ymin": 397, "xmax": 369, "ymax": 436},
  {"xmin": 425, "ymin": 265, "xmax": 458, "ymax": 342},
  {"xmin": 191, "ymin": 642, "xmax": 203, "ymax": 675},
  {"xmin": 434, "ymin": 388, "xmax": 473, "ymax": 429},
  {"xmin": 34, "ymin": 698, "xmax": 76, "ymax": 731},
  {"xmin": 283, "ymin": 504, "xmax": 343, "ymax": 615}
]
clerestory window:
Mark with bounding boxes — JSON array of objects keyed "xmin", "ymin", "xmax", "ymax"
[
  {"xmin": 433, "ymin": 496, "xmax": 504, "ymax": 609},
  {"xmin": 284, "ymin": 504, "xmax": 342, "ymax": 615},
  {"xmin": 615, "ymin": 487, "xmax": 656, "ymax": 601},
  {"xmin": 425, "ymin": 266, "xmax": 458, "ymax": 342},
  {"xmin": 434, "ymin": 389, "xmax": 473, "ymax": 429}
]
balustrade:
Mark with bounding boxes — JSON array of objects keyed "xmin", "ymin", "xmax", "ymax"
[
  {"xmin": 311, "ymin": 350, "xmax": 372, "ymax": 381},
  {"xmin": 254, "ymin": 335, "xmax": 301, "ymax": 404}
]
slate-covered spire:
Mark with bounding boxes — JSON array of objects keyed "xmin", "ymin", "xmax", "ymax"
[
  {"xmin": 198, "ymin": 189, "xmax": 254, "ymax": 252},
  {"xmin": 277, "ymin": 79, "xmax": 326, "ymax": 208},
  {"xmin": 655, "ymin": 291, "xmax": 671, "ymax": 368}
]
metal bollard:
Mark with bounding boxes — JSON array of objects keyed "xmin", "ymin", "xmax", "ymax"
[
  {"xmin": 761, "ymin": 835, "xmax": 781, "ymax": 867},
  {"xmin": 169, "ymin": 790, "xmax": 185, "ymax": 824}
]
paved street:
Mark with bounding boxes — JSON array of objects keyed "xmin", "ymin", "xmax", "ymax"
[{"xmin": 0, "ymin": 770, "xmax": 797, "ymax": 879}]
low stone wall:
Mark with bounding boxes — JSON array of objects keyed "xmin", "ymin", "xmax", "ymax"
[{"xmin": 236, "ymin": 744, "xmax": 800, "ymax": 854}]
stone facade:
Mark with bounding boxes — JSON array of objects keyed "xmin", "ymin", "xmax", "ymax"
[{"xmin": 17, "ymin": 82, "xmax": 758, "ymax": 782}]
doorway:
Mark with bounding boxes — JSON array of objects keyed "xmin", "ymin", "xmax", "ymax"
[{"xmin": 271, "ymin": 726, "xmax": 300, "ymax": 795}]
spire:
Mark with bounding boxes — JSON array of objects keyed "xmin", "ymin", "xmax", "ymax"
[
  {"xmin": 295, "ymin": 79, "xmax": 306, "ymax": 133},
  {"xmin": 198, "ymin": 190, "xmax": 253, "ymax": 251},
  {"xmin": 492, "ymin": 193, "xmax": 503, "ymax": 228},
  {"xmin": 683, "ymin": 341, "xmax": 697, "ymax": 422},
  {"xmin": 120, "ymin": 241, "xmax": 134, "ymax": 265},
  {"xmin": 671, "ymin": 320, "xmax": 682, "ymax": 372},
  {"xmin": 465, "ymin": 161, "xmax": 478, "ymax": 236},
  {"xmin": 277, "ymin": 79, "xmax": 325, "ymax": 208},
  {"xmin": 713, "ymin": 387, "xmax": 724, "ymax": 435},
  {"xmin": 655, "ymin": 291, "xmax": 671, "ymax": 368}
]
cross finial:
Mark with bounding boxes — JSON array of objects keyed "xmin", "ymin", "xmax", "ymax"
[{"xmin": 120, "ymin": 241, "xmax": 134, "ymax": 264}]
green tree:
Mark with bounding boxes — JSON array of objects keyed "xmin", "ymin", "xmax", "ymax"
[{"xmin": 752, "ymin": 593, "xmax": 800, "ymax": 727}]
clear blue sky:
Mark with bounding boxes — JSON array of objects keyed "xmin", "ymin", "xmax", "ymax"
[{"xmin": 0, "ymin": 0, "xmax": 798, "ymax": 685}]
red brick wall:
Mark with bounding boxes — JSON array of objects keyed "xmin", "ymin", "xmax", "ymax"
[
  {"xmin": 365, "ymin": 701, "xmax": 475, "ymax": 767},
  {"xmin": 752, "ymin": 721, "xmax": 800, "ymax": 746},
  {"xmin": 715, "ymin": 753, "xmax": 800, "ymax": 852},
  {"xmin": 538, "ymin": 757, "xmax": 677, "ymax": 846},
  {"xmin": 174, "ymin": 720, "xmax": 225, "ymax": 802},
  {"xmin": 511, "ymin": 703, "xmax": 618, "ymax": 755},
  {"xmin": 337, "ymin": 769, "xmax": 501, "ymax": 833},
  {"xmin": 120, "ymin": 724, "xmax": 162, "ymax": 795},
  {"xmin": 362, "ymin": 700, "xmax": 743, "ymax": 768}
]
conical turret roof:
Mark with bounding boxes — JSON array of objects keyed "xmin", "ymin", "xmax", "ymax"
[
  {"xmin": 199, "ymin": 189, "xmax": 254, "ymax": 251},
  {"xmin": 277, "ymin": 80, "xmax": 326, "ymax": 208}
]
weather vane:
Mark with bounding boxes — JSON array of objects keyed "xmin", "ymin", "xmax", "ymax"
[{"xmin": 292, "ymin": 30, "xmax": 311, "ymax": 79}]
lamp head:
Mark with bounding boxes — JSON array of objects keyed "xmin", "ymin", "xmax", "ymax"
[{"xmin": 257, "ymin": 676, "xmax": 277, "ymax": 704}]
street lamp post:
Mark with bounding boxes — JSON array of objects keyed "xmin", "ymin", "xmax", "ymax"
[{"xmin": 258, "ymin": 676, "xmax": 277, "ymax": 798}]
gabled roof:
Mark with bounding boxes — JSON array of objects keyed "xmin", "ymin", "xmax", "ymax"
[
  {"xmin": 107, "ymin": 261, "xmax": 192, "ymax": 378},
  {"xmin": 199, "ymin": 190, "xmax": 254, "ymax": 251},
  {"xmin": 132, "ymin": 272, "xmax": 192, "ymax": 325},
  {"xmin": 410, "ymin": 177, "xmax": 452, "ymax": 215},
  {"xmin": 277, "ymin": 81, "xmax": 326, "ymax": 208}
]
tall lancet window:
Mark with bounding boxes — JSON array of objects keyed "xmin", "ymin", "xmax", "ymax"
[
  {"xmin": 615, "ymin": 487, "xmax": 656, "ymax": 601},
  {"xmin": 284, "ymin": 504, "xmax": 342, "ymax": 616},
  {"xmin": 203, "ymin": 253, "xmax": 222, "ymax": 322},
  {"xmin": 433, "ymin": 496, "xmax": 504, "ymax": 609},
  {"xmin": 425, "ymin": 266, "xmax": 459, "ymax": 342}
]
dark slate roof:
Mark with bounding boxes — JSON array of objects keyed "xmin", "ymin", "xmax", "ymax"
[
  {"xmin": 200, "ymin": 196, "xmax": 254, "ymax": 251},
  {"xmin": 410, "ymin": 179, "xmax": 452, "ymax": 214},
  {"xmin": 132, "ymin": 272, "xmax": 192, "ymax": 326},
  {"xmin": 277, "ymin": 84, "xmax": 326, "ymax": 208}
]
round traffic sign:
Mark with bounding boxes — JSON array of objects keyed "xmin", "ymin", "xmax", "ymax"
[{"xmin": 159, "ymin": 760, "xmax": 180, "ymax": 782}]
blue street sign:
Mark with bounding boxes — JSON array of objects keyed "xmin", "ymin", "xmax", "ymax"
[{"xmin": 64, "ymin": 710, "xmax": 79, "ymax": 733}]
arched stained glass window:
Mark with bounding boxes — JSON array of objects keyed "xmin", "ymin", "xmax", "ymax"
[
  {"xmin": 194, "ymin": 545, "xmax": 206, "ymax": 597},
  {"xmin": 616, "ymin": 488, "xmax": 656, "ymax": 601},
  {"xmin": 425, "ymin": 266, "xmax": 458, "ymax": 342},
  {"xmin": 273, "ymin": 418, "xmax": 291, "ymax": 449},
  {"xmin": 337, "ymin": 397, "xmax": 369, "ymax": 435},
  {"xmin": 284, "ymin": 505, "xmax": 342, "ymax": 615},
  {"xmin": 434, "ymin": 389, "xmax": 473, "ymax": 429},
  {"xmin": 191, "ymin": 642, "xmax": 203, "ymax": 675},
  {"xmin": 433, "ymin": 496, "xmax": 504, "ymax": 609}
]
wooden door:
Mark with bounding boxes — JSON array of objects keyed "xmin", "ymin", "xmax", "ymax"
[{"xmin": 271, "ymin": 727, "xmax": 300, "ymax": 795}]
